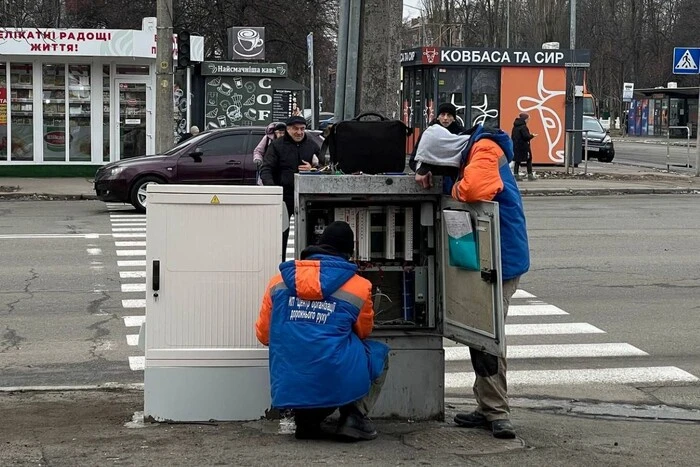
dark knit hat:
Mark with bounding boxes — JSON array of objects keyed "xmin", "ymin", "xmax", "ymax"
[
  {"xmin": 286, "ymin": 115, "xmax": 307, "ymax": 126},
  {"xmin": 437, "ymin": 102, "xmax": 457, "ymax": 118},
  {"xmin": 319, "ymin": 221, "xmax": 355, "ymax": 258},
  {"xmin": 274, "ymin": 122, "xmax": 287, "ymax": 131},
  {"xmin": 519, "ymin": 112, "xmax": 529, "ymax": 120}
]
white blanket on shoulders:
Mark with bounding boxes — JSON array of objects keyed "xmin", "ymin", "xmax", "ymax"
[{"xmin": 415, "ymin": 124, "xmax": 471, "ymax": 169}]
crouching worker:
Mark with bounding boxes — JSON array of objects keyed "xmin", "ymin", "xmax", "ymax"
[{"xmin": 255, "ymin": 221, "xmax": 390, "ymax": 441}]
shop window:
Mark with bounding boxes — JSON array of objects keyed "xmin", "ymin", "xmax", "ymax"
[
  {"xmin": 437, "ymin": 68, "xmax": 466, "ymax": 127},
  {"xmin": 0, "ymin": 62, "xmax": 7, "ymax": 160},
  {"xmin": 469, "ymin": 68, "xmax": 500, "ymax": 129},
  {"xmin": 10, "ymin": 63, "xmax": 34, "ymax": 161},
  {"xmin": 103, "ymin": 65, "xmax": 110, "ymax": 161},
  {"xmin": 43, "ymin": 64, "xmax": 67, "ymax": 162},
  {"xmin": 116, "ymin": 65, "xmax": 150, "ymax": 75},
  {"xmin": 68, "ymin": 65, "xmax": 91, "ymax": 162}
]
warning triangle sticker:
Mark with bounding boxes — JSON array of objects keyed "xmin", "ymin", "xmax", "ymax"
[
  {"xmin": 210, "ymin": 195, "xmax": 220, "ymax": 204},
  {"xmin": 676, "ymin": 50, "xmax": 698, "ymax": 70}
]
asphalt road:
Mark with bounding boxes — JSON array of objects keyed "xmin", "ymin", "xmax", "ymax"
[
  {"xmin": 0, "ymin": 200, "xmax": 139, "ymax": 387},
  {"xmin": 517, "ymin": 194, "xmax": 700, "ymax": 379},
  {"xmin": 2, "ymin": 197, "xmax": 700, "ymax": 402},
  {"xmin": 614, "ymin": 140, "xmax": 699, "ymax": 172}
]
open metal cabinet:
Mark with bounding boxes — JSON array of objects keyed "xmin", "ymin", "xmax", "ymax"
[{"xmin": 295, "ymin": 174, "xmax": 503, "ymax": 420}]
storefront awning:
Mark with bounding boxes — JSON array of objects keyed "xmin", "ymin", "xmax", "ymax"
[
  {"xmin": 274, "ymin": 77, "xmax": 307, "ymax": 91},
  {"xmin": 636, "ymin": 87, "xmax": 699, "ymax": 98}
]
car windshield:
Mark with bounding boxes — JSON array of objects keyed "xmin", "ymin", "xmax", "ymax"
[
  {"xmin": 163, "ymin": 132, "xmax": 211, "ymax": 155},
  {"xmin": 583, "ymin": 118, "xmax": 604, "ymax": 133}
]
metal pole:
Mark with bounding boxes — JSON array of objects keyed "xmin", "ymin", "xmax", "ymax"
[
  {"xmin": 583, "ymin": 130, "xmax": 589, "ymax": 173},
  {"xmin": 308, "ymin": 32, "xmax": 316, "ymax": 130},
  {"xmin": 569, "ymin": 0, "xmax": 576, "ymax": 50},
  {"xmin": 686, "ymin": 126, "xmax": 691, "ymax": 169},
  {"xmin": 155, "ymin": 0, "xmax": 174, "ymax": 153},
  {"xmin": 506, "ymin": 0, "xmax": 510, "ymax": 48},
  {"xmin": 666, "ymin": 130, "xmax": 670, "ymax": 172},
  {"xmin": 696, "ymin": 80, "xmax": 700, "ymax": 177},
  {"xmin": 186, "ymin": 66, "xmax": 192, "ymax": 130},
  {"xmin": 334, "ymin": 0, "xmax": 350, "ymax": 120},
  {"xmin": 344, "ymin": 0, "xmax": 362, "ymax": 119}
]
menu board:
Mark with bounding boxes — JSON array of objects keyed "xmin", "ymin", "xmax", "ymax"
[
  {"xmin": 272, "ymin": 89, "xmax": 295, "ymax": 122},
  {"xmin": 204, "ymin": 76, "xmax": 273, "ymax": 129}
]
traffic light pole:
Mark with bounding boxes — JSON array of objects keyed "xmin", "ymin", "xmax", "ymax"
[{"xmin": 155, "ymin": 0, "xmax": 174, "ymax": 154}]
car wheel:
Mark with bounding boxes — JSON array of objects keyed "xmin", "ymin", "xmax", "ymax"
[
  {"xmin": 598, "ymin": 154, "xmax": 614, "ymax": 163},
  {"xmin": 129, "ymin": 176, "xmax": 165, "ymax": 212}
]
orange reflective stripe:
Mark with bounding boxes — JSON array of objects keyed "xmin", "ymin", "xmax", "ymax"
[
  {"xmin": 255, "ymin": 274, "xmax": 283, "ymax": 346},
  {"xmin": 454, "ymin": 139, "xmax": 504, "ymax": 202},
  {"xmin": 294, "ymin": 260, "xmax": 323, "ymax": 300},
  {"xmin": 339, "ymin": 275, "xmax": 374, "ymax": 338}
]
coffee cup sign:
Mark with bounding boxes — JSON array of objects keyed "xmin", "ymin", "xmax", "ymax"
[{"xmin": 228, "ymin": 26, "xmax": 266, "ymax": 60}]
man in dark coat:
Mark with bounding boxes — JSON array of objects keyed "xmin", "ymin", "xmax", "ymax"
[
  {"xmin": 511, "ymin": 113, "xmax": 537, "ymax": 181},
  {"xmin": 260, "ymin": 115, "xmax": 320, "ymax": 259}
]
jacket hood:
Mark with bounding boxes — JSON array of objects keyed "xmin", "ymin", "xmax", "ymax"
[
  {"xmin": 279, "ymin": 247, "xmax": 357, "ymax": 300},
  {"xmin": 513, "ymin": 117, "xmax": 527, "ymax": 127},
  {"xmin": 265, "ymin": 122, "xmax": 276, "ymax": 136}
]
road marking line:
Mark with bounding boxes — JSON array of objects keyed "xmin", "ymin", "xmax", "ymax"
[
  {"xmin": 113, "ymin": 233, "xmax": 146, "ymax": 238},
  {"xmin": 124, "ymin": 315, "xmax": 145, "ymax": 327},
  {"xmin": 112, "ymin": 227, "xmax": 147, "ymax": 232},
  {"xmin": 118, "ymin": 260, "xmax": 146, "ymax": 267},
  {"xmin": 116, "ymin": 250, "xmax": 146, "ymax": 256},
  {"xmin": 129, "ymin": 356, "xmax": 145, "ymax": 371},
  {"xmin": 115, "ymin": 241, "xmax": 146, "ymax": 247},
  {"xmin": 445, "ymin": 367, "xmax": 699, "ymax": 388},
  {"xmin": 110, "ymin": 214, "xmax": 146, "ymax": 218},
  {"xmin": 122, "ymin": 299, "xmax": 146, "ymax": 308},
  {"xmin": 127, "ymin": 334, "xmax": 139, "ymax": 346},
  {"xmin": 108, "ymin": 222, "xmax": 146, "ymax": 227},
  {"xmin": 122, "ymin": 283, "xmax": 146, "ymax": 293},
  {"xmin": 513, "ymin": 290, "xmax": 535, "ymax": 299},
  {"xmin": 445, "ymin": 343, "xmax": 648, "ymax": 361},
  {"xmin": 0, "ymin": 234, "xmax": 112, "ymax": 239},
  {"xmin": 505, "ymin": 323, "xmax": 605, "ymax": 335},
  {"xmin": 120, "ymin": 271, "xmax": 146, "ymax": 279},
  {"xmin": 86, "ymin": 248, "xmax": 103, "ymax": 255},
  {"xmin": 509, "ymin": 304, "xmax": 568, "ymax": 316}
]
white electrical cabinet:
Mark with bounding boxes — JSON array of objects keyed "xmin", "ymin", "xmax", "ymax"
[{"xmin": 143, "ymin": 184, "xmax": 282, "ymax": 422}]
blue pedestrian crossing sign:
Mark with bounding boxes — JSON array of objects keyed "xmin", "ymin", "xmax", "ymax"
[{"xmin": 673, "ymin": 47, "xmax": 700, "ymax": 74}]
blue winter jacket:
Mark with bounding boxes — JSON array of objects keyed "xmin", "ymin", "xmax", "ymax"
[{"xmin": 255, "ymin": 247, "xmax": 389, "ymax": 409}]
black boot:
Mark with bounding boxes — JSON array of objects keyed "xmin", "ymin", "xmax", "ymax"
[{"xmin": 336, "ymin": 411, "xmax": 378, "ymax": 441}]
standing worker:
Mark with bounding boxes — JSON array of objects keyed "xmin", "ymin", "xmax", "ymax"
[
  {"xmin": 449, "ymin": 128, "xmax": 530, "ymax": 439},
  {"xmin": 260, "ymin": 115, "xmax": 320, "ymax": 260},
  {"xmin": 511, "ymin": 113, "xmax": 537, "ymax": 181}
]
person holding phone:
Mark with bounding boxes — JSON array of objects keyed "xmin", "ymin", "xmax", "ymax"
[{"xmin": 511, "ymin": 113, "xmax": 537, "ymax": 181}]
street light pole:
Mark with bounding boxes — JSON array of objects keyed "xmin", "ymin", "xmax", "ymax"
[
  {"xmin": 569, "ymin": 0, "xmax": 576, "ymax": 49},
  {"xmin": 506, "ymin": 0, "xmax": 510, "ymax": 48},
  {"xmin": 155, "ymin": 0, "xmax": 174, "ymax": 154}
]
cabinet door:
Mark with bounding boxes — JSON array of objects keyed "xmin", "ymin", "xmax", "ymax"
[{"xmin": 440, "ymin": 197, "xmax": 505, "ymax": 357}]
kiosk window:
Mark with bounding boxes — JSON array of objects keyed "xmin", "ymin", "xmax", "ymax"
[
  {"xmin": 470, "ymin": 68, "xmax": 500, "ymax": 129},
  {"xmin": 438, "ymin": 68, "xmax": 466, "ymax": 127}
]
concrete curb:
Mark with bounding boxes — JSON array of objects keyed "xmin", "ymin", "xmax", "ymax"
[
  {"xmin": 2, "ymin": 189, "xmax": 699, "ymax": 200},
  {"xmin": 520, "ymin": 187, "xmax": 700, "ymax": 196},
  {"xmin": 0, "ymin": 193, "xmax": 97, "ymax": 200}
]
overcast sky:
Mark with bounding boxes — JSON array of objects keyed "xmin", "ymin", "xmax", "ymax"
[{"xmin": 403, "ymin": 0, "xmax": 422, "ymax": 19}]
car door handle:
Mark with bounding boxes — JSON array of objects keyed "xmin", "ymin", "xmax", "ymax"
[{"xmin": 226, "ymin": 160, "xmax": 241, "ymax": 165}]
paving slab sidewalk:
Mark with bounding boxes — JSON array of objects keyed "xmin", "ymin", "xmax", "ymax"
[{"xmin": 2, "ymin": 390, "xmax": 700, "ymax": 467}]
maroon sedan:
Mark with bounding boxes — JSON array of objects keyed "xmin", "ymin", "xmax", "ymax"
[{"xmin": 94, "ymin": 127, "xmax": 322, "ymax": 212}]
